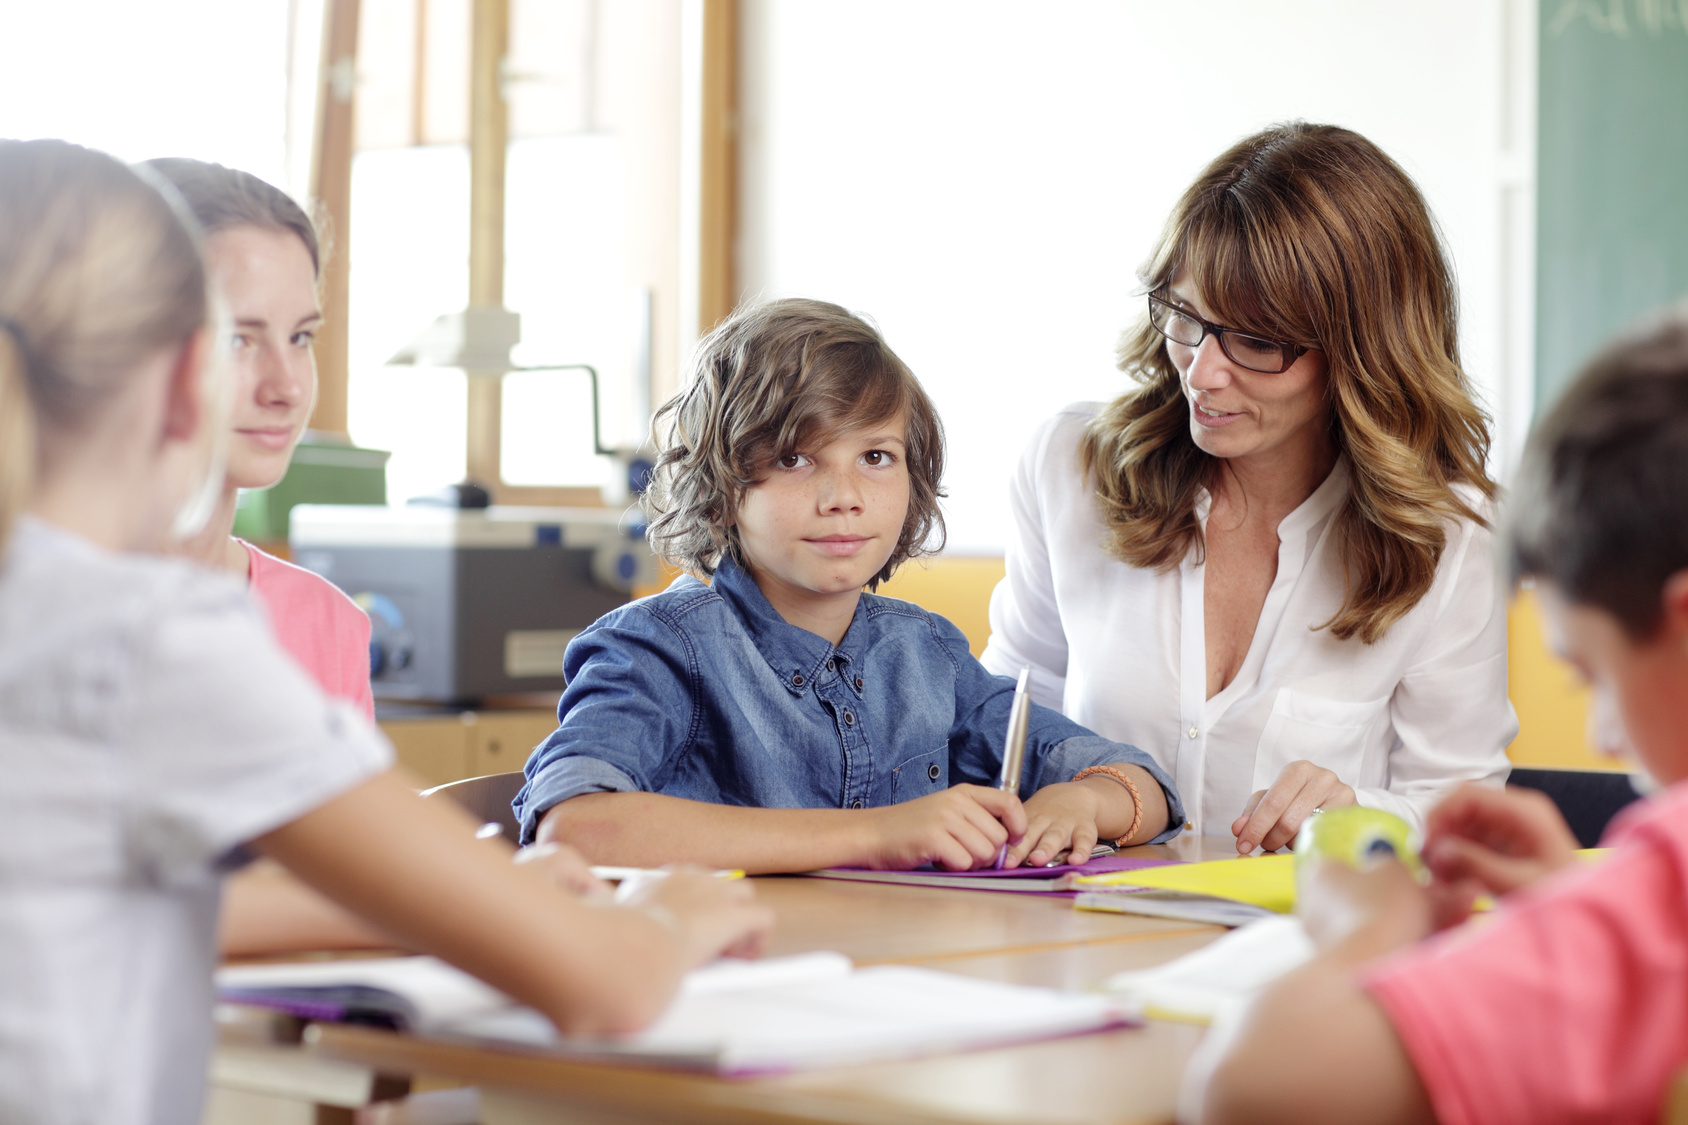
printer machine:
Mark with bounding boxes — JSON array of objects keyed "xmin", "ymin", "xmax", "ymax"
[{"xmin": 289, "ymin": 504, "xmax": 657, "ymax": 704}]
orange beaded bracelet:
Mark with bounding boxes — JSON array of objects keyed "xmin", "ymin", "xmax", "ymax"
[{"xmin": 1072, "ymin": 765, "xmax": 1144, "ymax": 847}]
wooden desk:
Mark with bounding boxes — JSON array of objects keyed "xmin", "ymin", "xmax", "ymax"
[{"xmin": 210, "ymin": 837, "xmax": 1242, "ymax": 1125}]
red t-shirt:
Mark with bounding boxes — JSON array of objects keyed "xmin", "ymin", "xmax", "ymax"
[
  {"xmin": 1365, "ymin": 780, "xmax": 1688, "ymax": 1125},
  {"xmin": 242, "ymin": 541, "xmax": 374, "ymax": 722}
]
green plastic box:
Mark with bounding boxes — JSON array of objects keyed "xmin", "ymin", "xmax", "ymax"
[{"xmin": 233, "ymin": 441, "xmax": 391, "ymax": 542}]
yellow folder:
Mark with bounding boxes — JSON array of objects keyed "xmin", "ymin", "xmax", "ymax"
[
  {"xmin": 1073, "ymin": 848, "xmax": 1612, "ymax": 917},
  {"xmin": 1072, "ymin": 855, "xmax": 1296, "ymax": 913}
]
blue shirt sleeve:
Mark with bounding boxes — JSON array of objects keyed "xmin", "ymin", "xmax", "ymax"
[
  {"xmin": 936, "ymin": 613, "xmax": 1185, "ymax": 842},
  {"xmin": 512, "ymin": 606, "xmax": 697, "ymax": 843}
]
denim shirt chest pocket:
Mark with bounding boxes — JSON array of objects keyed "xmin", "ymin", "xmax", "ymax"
[{"xmin": 891, "ymin": 745, "xmax": 947, "ymax": 804}]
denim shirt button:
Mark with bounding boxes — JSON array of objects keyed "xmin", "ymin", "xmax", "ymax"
[
  {"xmin": 843, "ymin": 710, "xmax": 856, "ymax": 726},
  {"xmin": 851, "ymin": 799, "xmax": 863, "ymax": 809},
  {"xmin": 927, "ymin": 762, "xmax": 941, "ymax": 781},
  {"xmin": 792, "ymin": 673, "xmax": 805, "ymax": 687},
  {"xmin": 826, "ymin": 658, "xmax": 835, "ymax": 672},
  {"xmin": 854, "ymin": 676, "xmax": 864, "ymax": 690}
]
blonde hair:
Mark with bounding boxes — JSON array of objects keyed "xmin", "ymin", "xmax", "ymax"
[
  {"xmin": 0, "ymin": 140, "xmax": 210, "ymax": 552},
  {"xmin": 1081, "ymin": 123, "xmax": 1495, "ymax": 644},
  {"xmin": 644, "ymin": 297, "xmax": 945, "ymax": 587}
]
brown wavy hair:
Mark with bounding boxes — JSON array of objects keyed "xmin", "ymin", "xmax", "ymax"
[
  {"xmin": 643, "ymin": 297, "xmax": 945, "ymax": 587},
  {"xmin": 1080, "ymin": 122, "xmax": 1496, "ymax": 644}
]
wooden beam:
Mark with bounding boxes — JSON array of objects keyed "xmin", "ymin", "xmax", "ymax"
[
  {"xmin": 697, "ymin": 0, "xmax": 738, "ymax": 336},
  {"xmin": 307, "ymin": 0, "xmax": 361, "ymax": 437},
  {"xmin": 410, "ymin": 0, "xmax": 428, "ymax": 147},
  {"xmin": 465, "ymin": 0, "xmax": 509, "ymax": 489}
]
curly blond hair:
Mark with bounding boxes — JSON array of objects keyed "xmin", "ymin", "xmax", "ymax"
[
  {"xmin": 1080, "ymin": 122, "xmax": 1496, "ymax": 644},
  {"xmin": 644, "ymin": 298, "xmax": 945, "ymax": 587}
]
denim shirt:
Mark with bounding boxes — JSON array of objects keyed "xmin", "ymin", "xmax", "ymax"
[{"xmin": 513, "ymin": 557, "xmax": 1184, "ymax": 844}]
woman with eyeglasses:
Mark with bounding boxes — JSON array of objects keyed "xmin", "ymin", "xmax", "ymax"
[{"xmin": 981, "ymin": 122, "xmax": 1514, "ymax": 854}]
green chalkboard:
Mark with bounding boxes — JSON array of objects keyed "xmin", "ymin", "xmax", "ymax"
[{"xmin": 1536, "ymin": 1, "xmax": 1688, "ymax": 411}]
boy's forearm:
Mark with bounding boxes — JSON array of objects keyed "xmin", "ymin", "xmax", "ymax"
[
  {"xmin": 220, "ymin": 861, "xmax": 393, "ymax": 956},
  {"xmin": 256, "ymin": 771, "xmax": 688, "ymax": 1035},
  {"xmin": 539, "ymin": 791, "xmax": 879, "ymax": 874},
  {"xmin": 1200, "ymin": 948, "xmax": 1434, "ymax": 1125},
  {"xmin": 1201, "ymin": 872, "xmax": 1435, "ymax": 1125},
  {"xmin": 1080, "ymin": 763, "xmax": 1171, "ymax": 844}
]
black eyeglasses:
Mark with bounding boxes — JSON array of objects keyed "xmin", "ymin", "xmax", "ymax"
[{"xmin": 1146, "ymin": 293, "xmax": 1309, "ymax": 374}]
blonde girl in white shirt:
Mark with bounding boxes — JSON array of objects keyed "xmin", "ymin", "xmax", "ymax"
[
  {"xmin": 982, "ymin": 122, "xmax": 1515, "ymax": 852},
  {"xmin": 0, "ymin": 138, "xmax": 769, "ymax": 1125}
]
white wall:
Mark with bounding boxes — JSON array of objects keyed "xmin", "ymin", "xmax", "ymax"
[
  {"xmin": 0, "ymin": 0, "xmax": 296, "ymax": 189},
  {"xmin": 738, "ymin": 0, "xmax": 1536, "ymax": 553}
]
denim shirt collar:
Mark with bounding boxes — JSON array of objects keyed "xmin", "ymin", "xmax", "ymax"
[{"xmin": 711, "ymin": 556, "xmax": 869, "ymax": 696}]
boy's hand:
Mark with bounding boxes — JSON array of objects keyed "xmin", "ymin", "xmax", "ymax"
[
  {"xmin": 863, "ymin": 785, "xmax": 1027, "ymax": 871},
  {"xmin": 1005, "ymin": 780, "xmax": 1106, "ymax": 868},
  {"xmin": 1422, "ymin": 784, "xmax": 1578, "ymax": 903},
  {"xmin": 1297, "ymin": 856, "xmax": 1439, "ymax": 956},
  {"xmin": 620, "ymin": 869, "xmax": 773, "ymax": 967},
  {"xmin": 1232, "ymin": 760, "xmax": 1357, "ymax": 854}
]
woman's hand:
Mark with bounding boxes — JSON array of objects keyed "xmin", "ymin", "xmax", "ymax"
[
  {"xmin": 1422, "ymin": 784, "xmax": 1578, "ymax": 901},
  {"xmin": 1231, "ymin": 760, "xmax": 1356, "ymax": 854}
]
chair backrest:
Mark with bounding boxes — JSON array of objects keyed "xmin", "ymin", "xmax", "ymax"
[
  {"xmin": 1508, "ymin": 767, "xmax": 1642, "ymax": 848},
  {"xmin": 421, "ymin": 772, "xmax": 526, "ymax": 844},
  {"xmin": 1663, "ymin": 1063, "xmax": 1688, "ymax": 1125}
]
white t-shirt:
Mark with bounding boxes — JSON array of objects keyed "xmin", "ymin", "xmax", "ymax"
[
  {"xmin": 0, "ymin": 518, "xmax": 391, "ymax": 1125},
  {"xmin": 981, "ymin": 405, "xmax": 1516, "ymax": 837}
]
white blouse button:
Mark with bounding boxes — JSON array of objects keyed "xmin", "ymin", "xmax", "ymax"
[{"xmin": 1187, "ymin": 725, "xmax": 1199, "ymax": 739}]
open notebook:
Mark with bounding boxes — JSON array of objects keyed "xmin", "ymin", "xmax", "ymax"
[{"xmin": 216, "ymin": 952, "xmax": 1137, "ymax": 1076}]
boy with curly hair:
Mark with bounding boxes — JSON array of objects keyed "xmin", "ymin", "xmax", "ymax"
[{"xmin": 515, "ymin": 298, "xmax": 1183, "ymax": 873}]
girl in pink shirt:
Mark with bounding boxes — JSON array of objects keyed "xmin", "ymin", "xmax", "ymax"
[
  {"xmin": 146, "ymin": 158, "xmax": 373, "ymax": 720},
  {"xmin": 145, "ymin": 160, "xmax": 378, "ymax": 952}
]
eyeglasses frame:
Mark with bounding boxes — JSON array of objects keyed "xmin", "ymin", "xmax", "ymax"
[{"xmin": 1145, "ymin": 292, "xmax": 1310, "ymax": 375}]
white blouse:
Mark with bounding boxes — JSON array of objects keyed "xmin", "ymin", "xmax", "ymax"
[{"xmin": 980, "ymin": 405, "xmax": 1516, "ymax": 837}]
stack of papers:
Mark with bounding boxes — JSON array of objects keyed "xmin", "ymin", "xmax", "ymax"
[{"xmin": 217, "ymin": 952, "xmax": 1138, "ymax": 1076}]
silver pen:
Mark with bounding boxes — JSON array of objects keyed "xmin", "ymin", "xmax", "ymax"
[{"xmin": 993, "ymin": 667, "xmax": 1034, "ymax": 869}]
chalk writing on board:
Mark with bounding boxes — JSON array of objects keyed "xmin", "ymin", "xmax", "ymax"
[{"xmin": 1549, "ymin": 0, "xmax": 1688, "ymax": 37}]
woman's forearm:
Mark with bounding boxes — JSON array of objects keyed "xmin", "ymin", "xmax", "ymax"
[{"xmin": 539, "ymin": 791, "xmax": 879, "ymax": 873}]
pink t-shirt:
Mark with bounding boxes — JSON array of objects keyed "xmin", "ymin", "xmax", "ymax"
[
  {"xmin": 242, "ymin": 541, "xmax": 374, "ymax": 722},
  {"xmin": 1365, "ymin": 780, "xmax": 1688, "ymax": 1125}
]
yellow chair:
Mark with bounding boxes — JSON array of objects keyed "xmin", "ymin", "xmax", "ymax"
[{"xmin": 1662, "ymin": 1066, "xmax": 1688, "ymax": 1125}]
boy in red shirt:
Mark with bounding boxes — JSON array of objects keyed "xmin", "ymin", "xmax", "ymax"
[{"xmin": 1191, "ymin": 312, "xmax": 1688, "ymax": 1125}]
